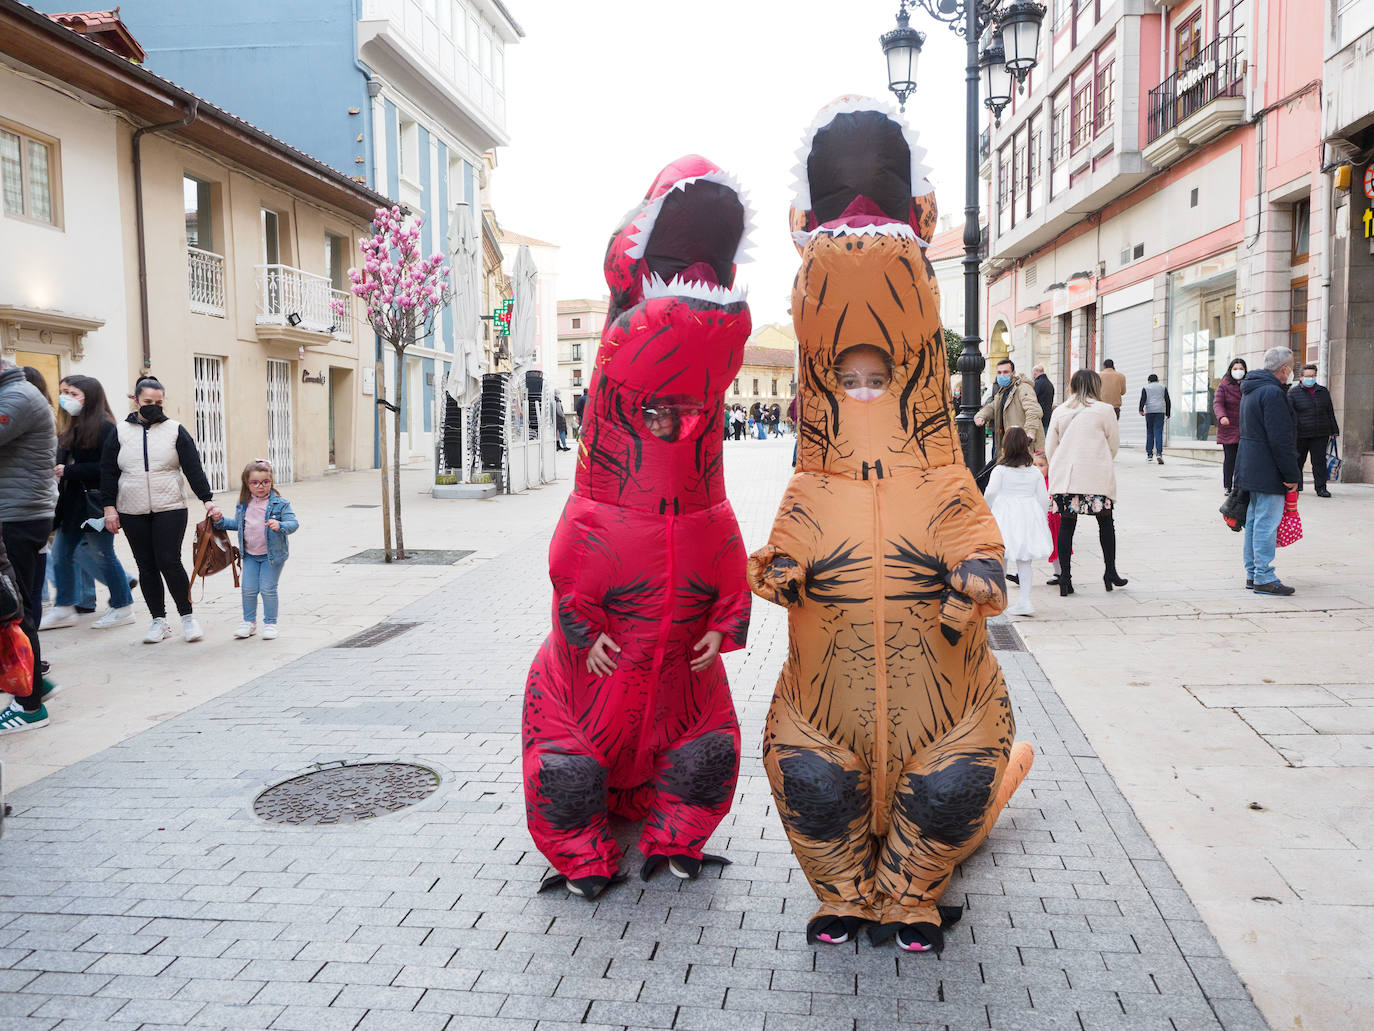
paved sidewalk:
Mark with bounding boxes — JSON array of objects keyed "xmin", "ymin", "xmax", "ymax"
[
  {"xmin": 1005, "ymin": 450, "xmax": 1374, "ymax": 1030},
  {"xmin": 0, "ymin": 440, "xmax": 1267, "ymax": 1030}
]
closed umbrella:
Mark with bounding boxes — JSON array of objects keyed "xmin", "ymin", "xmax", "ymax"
[
  {"xmin": 510, "ymin": 243, "xmax": 539, "ymax": 371},
  {"xmin": 446, "ymin": 202, "xmax": 482, "ymax": 407}
]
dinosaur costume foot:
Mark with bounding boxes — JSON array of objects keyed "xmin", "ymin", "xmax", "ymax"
[
  {"xmin": 868, "ymin": 905, "xmax": 963, "ymax": 954},
  {"xmin": 538, "ymin": 871, "xmax": 627, "ymax": 901},
  {"xmin": 640, "ymin": 852, "xmax": 730, "ymax": 882},
  {"xmin": 806, "ymin": 914, "xmax": 869, "ymax": 946}
]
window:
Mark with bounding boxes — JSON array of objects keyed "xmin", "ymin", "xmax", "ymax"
[
  {"xmin": 571, "ymin": 317, "xmax": 581, "ymax": 329},
  {"xmin": 261, "ymin": 209, "xmax": 281, "ymax": 264},
  {"xmin": 1028, "ymin": 127, "xmax": 1043, "ymax": 186},
  {"xmin": 1, "ymin": 123, "xmax": 58, "ymax": 225},
  {"xmin": 1094, "ymin": 61, "xmax": 1115, "ymax": 134},
  {"xmin": 325, "ymin": 232, "xmax": 348, "ymax": 290},
  {"xmin": 997, "ymin": 153, "xmax": 1010, "ymax": 207},
  {"xmin": 752, "ymin": 378, "xmax": 760, "ymax": 395},
  {"xmin": 572, "ymin": 368, "xmax": 583, "ymax": 387},
  {"xmin": 733, "ymin": 378, "xmax": 740, "ymax": 396},
  {"xmin": 398, "ymin": 116, "xmax": 419, "ymax": 182},
  {"xmin": 454, "ymin": 2, "xmax": 467, "ymax": 51},
  {"xmin": 771, "ymin": 379, "xmax": 779, "ymax": 396},
  {"xmin": 1051, "ymin": 98, "xmax": 1070, "ymax": 164},
  {"xmin": 1175, "ymin": 11, "xmax": 1202, "ymax": 71},
  {"xmin": 1291, "ymin": 199, "xmax": 1311, "ymax": 266},
  {"xmin": 1071, "ymin": 77, "xmax": 1094, "ymax": 152},
  {"xmin": 1290, "ymin": 278, "xmax": 1308, "ymax": 355},
  {"xmin": 1216, "ymin": 0, "xmax": 1246, "ymax": 40},
  {"xmin": 184, "ymin": 175, "xmax": 212, "ymax": 250},
  {"xmin": 571, "ymin": 343, "xmax": 581, "ymax": 360}
]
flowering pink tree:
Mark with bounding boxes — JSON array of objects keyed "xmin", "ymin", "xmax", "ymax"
[{"xmin": 337, "ymin": 205, "xmax": 451, "ymax": 561}]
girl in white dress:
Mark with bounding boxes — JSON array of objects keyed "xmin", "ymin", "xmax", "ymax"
[{"xmin": 985, "ymin": 427, "xmax": 1052, "ymax": 616}]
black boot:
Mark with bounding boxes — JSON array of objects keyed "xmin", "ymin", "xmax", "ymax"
[
  {"xmin": 1057, "ymin": 514, "xmax": 1075, "ymax": 596},
  {"xmin": 1098, "ymin": 511, "xmax": 1128, "ymax": 590}
]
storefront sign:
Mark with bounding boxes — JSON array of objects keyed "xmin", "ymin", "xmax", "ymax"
[
  {"xmin": 1364, "ymin": 164, "xmax": 1374, "ymax": 201},
  {"xmin": 1050, "ymin": 275, "xmax": 1097, "ymax": 317},
  {"xmin": 301, "ymin": 368, "xmax": 326, "ymax": 385},
  {"xmin": 1364, "ymin": 206, "xmax": 1373, "ymax": 240}
]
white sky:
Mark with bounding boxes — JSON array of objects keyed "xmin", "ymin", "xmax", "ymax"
[{"xmin": 491, "ymin": 0, "xmax": 975, "ymax": 328}]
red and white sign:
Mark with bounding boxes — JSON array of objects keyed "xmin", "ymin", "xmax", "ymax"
[{"xmin": 1364, "ymin": 164, "xmax": 1374, "ymax": 202}]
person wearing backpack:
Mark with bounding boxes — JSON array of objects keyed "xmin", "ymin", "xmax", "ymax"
[{"xmin": 214, "ymin": 459, "xmax": 298, "ymax": 640}]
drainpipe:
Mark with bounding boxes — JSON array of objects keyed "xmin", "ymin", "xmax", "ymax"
[{"xmin": 132, "ymin": 100, "xmax": 198, "ymax": 375}]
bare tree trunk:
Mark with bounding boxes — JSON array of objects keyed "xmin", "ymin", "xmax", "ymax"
[
  {"xmin": 375, "ymin": 356, "xmax": 393, "ymax": 563},
  {"xmin": 392, "ymin": 345, "xmax": 406, "ymax": 560}
]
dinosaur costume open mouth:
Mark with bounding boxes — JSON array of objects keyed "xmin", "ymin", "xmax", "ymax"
[{"xmin": 626, "ymin": 173, "xmax": 751, "ymax": 305}]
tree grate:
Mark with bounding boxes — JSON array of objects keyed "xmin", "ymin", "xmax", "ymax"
[
  {"xmin": 253, "ymin": 762, "xmax": 439, "ymax": 825},
  {"xmin": 332, "ymin": 621, "xmax": 421, "ymax": 649},
  {"xmin": 987, "ymin": 622, "xmax": 1027, "ymax": 652}
]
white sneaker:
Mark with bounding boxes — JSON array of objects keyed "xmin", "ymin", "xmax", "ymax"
[
  {"xmin": 39, "ymin": 606, "xmax": 78, "ymax": 630},
  {"xmin": 234, "ymin": 621, "xmax": 257, "ymax": 639},
  {"xmin": 92, "ymin": 606, "xmax": 136, "ymax": 629},
  {"xmin": 261, "ymin": 624, "xmax": 278, "ymax": 641},
  {"xmin": 1008, "ymin": 601, "xmax": 1035, "ymax": 617},
  {"xmin": 182, "ymin": 615, "xmax": 203, "ymax": 642},
  {"xmin": 143, "ymin": 617, "xmax": 172, "ymax": 644}
]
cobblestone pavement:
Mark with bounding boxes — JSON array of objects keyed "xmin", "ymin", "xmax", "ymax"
[{"xmin": 0, "ymin": 440, "xmax": 1270, "ymax": 1030}]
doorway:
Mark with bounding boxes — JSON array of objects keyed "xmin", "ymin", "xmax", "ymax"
[
  {"xmin": 328, "ymin": 367, "xmax": 353, "ymax": 470},
  {"xmin": 13, "ymin": 350, "xmax": 60, "ymax": 409}
]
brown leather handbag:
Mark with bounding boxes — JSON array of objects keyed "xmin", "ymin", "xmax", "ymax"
[{"xmin": 189, "ymin": 517, "xmax": 241, "ymax": 598}]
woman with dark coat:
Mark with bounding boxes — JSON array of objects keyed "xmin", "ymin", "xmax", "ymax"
[
  {"xmin": 1213, "ymin": 358, "xmax": 1246, "ymax": 492},
  {"xmin": 43, "ymin": 375, "xmax": 136, "ymax": 630}
]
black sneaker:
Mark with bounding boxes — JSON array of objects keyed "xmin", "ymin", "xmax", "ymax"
[
  {"xmin": 1245, "ymin": 579, "xmax": 1254, "ymax": 590},
  {"xmin": 1252, "ymin": 580, "xmax": 1295, "ymax": 596}
]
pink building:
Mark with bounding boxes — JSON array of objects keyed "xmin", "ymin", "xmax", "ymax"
[{"xmin": 983, "ymin": 0, "xmax": 1324, "ymax": 454}]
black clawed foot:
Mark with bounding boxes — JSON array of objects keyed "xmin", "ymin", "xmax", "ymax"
[
  {"xmin": 641, "ymin": 852, "xmax": 730, "ymax": 882},
  {"xmin": 807, "ymin": 914, "xmax": 867, "ymax": 945},
  {"xmin": 896, "ymin": 923, "xmax": 945, "ymax": 953},
  {"xmin": 538, "ymin": 871, "xmax": 624, "ymax": 900}
]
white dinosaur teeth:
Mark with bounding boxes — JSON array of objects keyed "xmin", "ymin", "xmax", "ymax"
[
  {"xmin": 622, "ymin": 169, "xmax": 757, "ymax": 267},
  {"xmin": 814, "ymin": 221, "xmax": 918, "ymax": 241},
  {"xmin": 640, "ymin": 273, "xmax": 748, "ymax": 306}
]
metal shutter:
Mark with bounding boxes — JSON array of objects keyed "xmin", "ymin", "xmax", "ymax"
[{"xmin": 1102, "ymin": 303, "xmax": 1153, "ymax": 446}]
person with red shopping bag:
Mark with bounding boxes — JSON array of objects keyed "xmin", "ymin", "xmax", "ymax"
[{"xmin": 1234, "ymin": 346, "xmax": 1301, "ymax": 595}]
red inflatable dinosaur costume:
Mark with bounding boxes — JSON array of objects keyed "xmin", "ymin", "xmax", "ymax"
[{"xmin": 523, "ymin": 157, "xmax": 753, "ymax": 899}]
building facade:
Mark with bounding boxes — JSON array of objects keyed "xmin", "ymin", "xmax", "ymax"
[
  {"xmin": 1, "ymin": 4, "xmax": 385, "ymax": 486},
  {"xmin": 983, "ymin": 0, "xmax": 1324, "ymax": 452},
  {"xmin": 499, "ymin": 228, "xmax": 558, "ymax": 383},
  {"xmin": 555, "ymin": 298, "xmax": 608, "ymax": 413},
  {"xmin": 1323, "ymin": 0, "xmax": 1374, "ymax": 481},
  {"xmin": 729, "ymin": 324, "xmax": 796, "ymax": 424},
  {"xmin": 36, "ymin": 0, "xmax": 526, "ymax": 461}
]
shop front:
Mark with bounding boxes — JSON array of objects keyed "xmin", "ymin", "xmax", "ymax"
[{"xmin": 1167, "ymin": 251, "xmax": 1237, "ymax": 444}]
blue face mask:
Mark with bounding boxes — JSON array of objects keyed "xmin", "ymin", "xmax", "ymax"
[
  {"xmin": 996, "ymin": 375, "xmax": 1012, "ymax": 388},
  {"xmin": 1302, "ymin": 377, "xmax": 1316, "ymax": 387}
]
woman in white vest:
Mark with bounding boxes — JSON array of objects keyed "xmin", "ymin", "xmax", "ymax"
[
  {"xmin": 100, "ymin": 376, "xmax": 221, "ymax": 643},
  {"xmin": 1046, "ymin": 369, "xmax": 1129, "ymax": 597}
]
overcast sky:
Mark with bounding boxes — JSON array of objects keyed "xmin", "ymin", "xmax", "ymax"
[{"xmin": 491, "ymin": 0, "xmax": 976, "ymax": 328}]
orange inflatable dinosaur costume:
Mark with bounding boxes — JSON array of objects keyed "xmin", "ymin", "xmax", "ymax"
[{"xmin": 748, "ymin": 98, "xmax": 1035, "ymax": 953}]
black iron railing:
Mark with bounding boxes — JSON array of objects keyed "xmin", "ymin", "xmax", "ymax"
[{"xmin": 1146, "ymin": 35, "xmax": 1245, "ymax": 145}]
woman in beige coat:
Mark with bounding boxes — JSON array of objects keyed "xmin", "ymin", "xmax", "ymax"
[{"xmin": 1045, "ymin": 370, "xmax": 1128, "ymax": 596}]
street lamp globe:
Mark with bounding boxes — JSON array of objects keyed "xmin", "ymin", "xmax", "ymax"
[
  {"xmin": 881, "ymin": 3, "xmax": 925, "ymax": 112},
  {"xmin": 979, "ymin": 39, "xmax": 1014, "ymax": 117},
  {"xmin": 997, "ymin": 0, "xmax": 1047, "ymax": 77}
]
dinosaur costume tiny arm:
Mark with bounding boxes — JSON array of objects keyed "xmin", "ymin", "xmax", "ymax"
[{"xmin": 747, "ymin": 480, "xmax": 824, "ymax": 608}]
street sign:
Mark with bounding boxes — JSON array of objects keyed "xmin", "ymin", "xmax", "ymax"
[{"xmin": 1365, "ymin": 164, "xmax": 1374, "ymax": 201}]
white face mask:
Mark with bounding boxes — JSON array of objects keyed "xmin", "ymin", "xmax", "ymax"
[
  {"xmin": 843, "ymin": 387, "xmax": 885, "ymax": 402},
  {"xmin": 58, "ymin": 395, "xmax": 83, "ymax": 416},
  {"xmin": 1230, "ymin": 369, "xmax": 1244, "ymax": 381}
]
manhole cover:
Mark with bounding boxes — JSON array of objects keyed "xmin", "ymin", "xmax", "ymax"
[
  {"xmin": 254, "ymin": 763, "xmax": 439, "ymax": 825},
  {"xmin": 988, "ymin": 622, "xmax": 1026, "ymax": 652},
  {"xmin": 332, "ymin": 621, "xmax": 420, "ymax": 649}
]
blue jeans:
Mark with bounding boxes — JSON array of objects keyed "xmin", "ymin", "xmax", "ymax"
[
  {"xmin": 46, "ymin": 556, "xmax": 94, "ymax": 609},
  {"xmin": 1243, "ymin": 491, "xmax": 1285, "ymax": 585},
  {"xmin": 241, "ymin": 553, "xmax": 284, "ymax": 624},
  {"xmin": 1144, "ymin": 413, "xmax": 1165, "ymax": 457},
  {"xmin": 52, "ymin": 529, "xmax": 130, "ymax": 609}
]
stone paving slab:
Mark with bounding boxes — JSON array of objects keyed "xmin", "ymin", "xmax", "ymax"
[{"xmin": 0, "ymin": 444, "xmax": 1269, "ymax": 1030}]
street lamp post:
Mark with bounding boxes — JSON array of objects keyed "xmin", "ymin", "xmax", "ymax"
[{"xmin": 882, "ymin": 0, "xmax": 1045, "ymax": 474}]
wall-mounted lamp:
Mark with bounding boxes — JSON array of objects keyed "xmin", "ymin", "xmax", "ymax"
[{"xmin": 286, "ymin": 312, "xmax": 302, "ymax": 327}]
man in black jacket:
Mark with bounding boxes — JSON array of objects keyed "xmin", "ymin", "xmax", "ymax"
[
  {"xmin": 1032, "ymin": 364, "xmax": 1053, "ymax": 433},
  {"xmin": 1287, "ymin": 363, "xmax": 1339, "ymax": 497},
  {"xmin": 1235, "ymin": 347, "xmax": 1300, "ymax": 596}
]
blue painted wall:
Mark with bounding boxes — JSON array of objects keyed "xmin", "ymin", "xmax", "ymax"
[
  {"xmin": 36, "ymin": 0, "xmax": 375, "ymax": 185},
  {"xmin": 421, "ymin": 357, "xmax": 435, "ymax": 432},
  {"xmin": 437, "ymin": 143, "xmax": 452, "ymax": 355}
]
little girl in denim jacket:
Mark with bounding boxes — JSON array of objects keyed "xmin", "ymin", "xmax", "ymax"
[{"xmin": 215, "ymin": 459, "xmax": 298, "ymax": 640}]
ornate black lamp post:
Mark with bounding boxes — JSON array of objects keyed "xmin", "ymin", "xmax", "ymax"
[{"xmin": 882, "ymin": 0, "xmax": 1045, "ymax": 473}]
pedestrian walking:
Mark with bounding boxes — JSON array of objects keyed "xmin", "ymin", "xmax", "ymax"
[
  {"xmin": 574, "ymin": 389, "xmax": 588, "ymax": 439},
  {"xmin": 974, "ymin": 358, "xmax": 1045, "ymax": 454},
  {"xmin": 1214, "ymin": 358, "xmax": 1246, "ymax": 492},
  {"xmin": 985, "ymin": 427, "xmax": 1052, "ymax": 617},
  {"xmin": 43, "ymin": 375, "xmax": 136, "ymax": 632},
  {"xmin": 100, "ymin": 376, "xmax": 222, "ymax": 644},
  {"xmin": 731, "ymin": 404, "xmax": 745, "ymax": 440},
  {"xmin": 1138, "ymin": 373, "xmax": 1170, "ymax": 463},
  {"xmin": 554, "ymin": 391, "xmax": 570, "ymax": 451},
  {"xmin": 0, "ymin": 359, "xmax": 59, "ymax": 734},
  {"xmin": 1237, "ymin": 347, "xmax": 1300, "ymax": 595},
  {"xmin": 1032, "ymin": 363, "xmax": 1054, "ymax": 432},
  {"xmin": 1046, "ymin": 369, "xmax": 1128, "ymax": 596},
  {"xmin": 214, "ymin": 460, "xmax": 298, "ymax": 641},
  {"xmin": 1287, "ymin": 363, "xmax": 1338, "ymax": 497},
  {"xmin": 1099, "ymin": 359, "xmax": 1126, "ymax": 418}
]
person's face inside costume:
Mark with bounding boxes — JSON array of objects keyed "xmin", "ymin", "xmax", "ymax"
[
  {"xmin": 834, "ymin": 345, "xmax": 892, "ymax": 402},
  {"xmin": 642, "ymin": 396, "xmax": 709, "ymax": 442}
]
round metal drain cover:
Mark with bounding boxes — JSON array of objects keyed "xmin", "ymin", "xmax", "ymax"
[{"xmin": 253, "ymin": 763, "xmax": 439, "ymax": 825}]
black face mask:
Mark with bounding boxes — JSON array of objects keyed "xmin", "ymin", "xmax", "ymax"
[{"xmin": 139, "ymin": 404, "xmax": 165, "ymax": 423}]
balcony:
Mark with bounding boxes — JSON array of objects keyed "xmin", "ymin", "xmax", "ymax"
[
  {"xmin": 1145, "ymin": 36, "xmax": 1246, "ymax": 168},
  {"xmin": 187, "ymin": 247, "xmax": 225, "ymax": 317},
  {"xmin": 255, "ymin": 264, "xmax": 338, "ymax": 347},
  {"xmin": 330, "ymin": 288, "xmax": 353, "ymax": 343}
]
